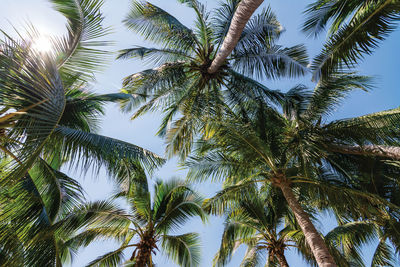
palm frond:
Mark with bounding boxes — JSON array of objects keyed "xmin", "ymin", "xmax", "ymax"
[
  {"xmin": 371, "ymin": 239, "xmax": 396, "ymax": 267},
  {"xmin": 0, "ymin": 36, "xmax": 66, "ymax": 184},
  {"xmin": 153, "ymin": 179, "xmax": 207, "ymax": 232},
  {"xmin": 302, "ymin": 0, "xmax": 364, "ymax": 37},
  {"xmin": 235, "ymin": 6, "xmax": 282, "ymax": 52},
  {"xmin": 30, "ymin": 158, "xmax": 85, "ymax": 222},
  {"xmin": 117, "ymin": 46, "xmax": 192, "ymax": 66},
  {"xmin": 50, "ymin": 0, "xmax": 111, "ymax": 78},
  {"xmin": 310, "ymin": 0, "xmax": 400, "ymax": 80},
  {"xmin": 49, "ymin": 125, "xmax": 164, "ymax": 174},
  {"xmin": 232, "ymin": 44, "xmax": 309, "ymax": 79},
  {"xmin": 124, "ymin": 1, "xmax": 197, "ymax": 51},
  {"xmin": 212, "ymin": 0, "xmax": 240, "ymax": 49},
  {"xmin": 304, "ymin": 73, "xmax": 373, "ymax": 121},
  {"xmin": 161, "ymin": 233, "xmax": 201, "ymax": 267},
  {"xmin": 323, "ymin": 106, "xmax": 400, "ymax": 146},
  {"xmin": 86, "ymin": 246, "xmax": 127, "ymax": 267},
  {"xmin": 178, "ymin": 0, "xmax": 212, "ymax": 50}
]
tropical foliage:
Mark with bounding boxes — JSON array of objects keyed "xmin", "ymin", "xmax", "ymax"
[
  {"xmin": 303, "ymin": 0, "xmax": 400, "ymax": 80},
  {"xmin": 186, "ymin": 72, "xmax": 400, "ymax": 266},
  {"xmin": 118, "ymin": 0, "xmax": 308, "ymax": 158},
  {"xmin": 76, "ymin": 173, "xmax": 207, "ymax": 267},
  {"xmin": 0, "ymin": 0, "xmax": 163, "ymax": 266},
  {"xmin": 1, "ymin": 0, "xmax": 400, "ymax": 266},
  {"xmin": 209, "ymin": 186, "xmax": 368, "ymax": 267}
]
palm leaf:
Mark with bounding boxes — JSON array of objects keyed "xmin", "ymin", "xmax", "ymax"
[
  {"xmin": 49, "ymin": 0, "xmax": 111, "ymax": 78},
  {"xmin": 310, "ymin": 0, "xmax": 400, "ymax": 80},
  {"xmin": 124, "ymin": 1, "xmax": 197, "ymax": 51},
  {"xmin": 49, "ymin": 125, "xmax": 164, "ymax": 174},
  {"xmin": 161, "ymin": 233, "xmax": 201, "ymax": 267}
]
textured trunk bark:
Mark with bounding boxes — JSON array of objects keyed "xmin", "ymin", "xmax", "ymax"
[
  {"xmin": 330, "ymin": 144, "xmax": 400, "ymax": 160},
  {"xmin": 279, "ymin": 183, "xmax": 337, "ymax": 267},
  {"xmin": 275, "ymin": 251, "xmax": 290, "ymax": 267},
  {"xmin": 208, "ymin": 0, "xmax": 264, "ymax": 73}
]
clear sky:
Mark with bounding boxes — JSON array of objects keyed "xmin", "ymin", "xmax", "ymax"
[{"xmin": 1, "ymin": 0, "xmax": 399, "ymax": 266}]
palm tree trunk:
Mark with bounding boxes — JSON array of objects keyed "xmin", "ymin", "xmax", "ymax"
[
  {"xmin": 278, "ymin": 183, "xmax": 337, "ymax": 267},
  {"xmin": 330, "ymin": 144, "xmax": 400, "ymax": 160},
  {"xmin": 208, "ymin": 0, "xmax": 264, "ymax": 73},
  {"xmin": 275, "ymin": 250, "xmax": 289, "ymax": 267}
]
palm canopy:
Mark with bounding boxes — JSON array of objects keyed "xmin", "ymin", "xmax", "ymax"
[
  {"xmin": 0, "ymin": 1, "xmax": 164, "ymax": 265},
  {"xmin": 0, "ymin": 0, "xmax": 163, "ymax": 183},
  {"xmin": 0, "ymin": 156, "xmax": 132, "ymax": 267},
  {"xmin": 186, "ymin": 73, "xmax": 400, "ymax": 266},
  {"xmin": 118, "ymin": 0, "xmax": 309, "ymax": 158},
  {"xmin": 73, "ymin": 172, "xmax": 207, "ymax": 267},
  {"xmin": 210, "ymin": 186, "xmax": 363, "ymax": 267},
  {"xmin": 302, "ymin": 0, "xmax": 400, "ymax": 80}
]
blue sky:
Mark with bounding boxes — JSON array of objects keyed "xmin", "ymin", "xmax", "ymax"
[{"xmin": 1, "ymin": 0, "xmax": 399, "ymax": 266}]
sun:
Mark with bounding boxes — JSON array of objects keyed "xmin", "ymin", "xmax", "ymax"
[{"xmin": 31, "ymin": 35, "xmax": 53, "ymax": 53}]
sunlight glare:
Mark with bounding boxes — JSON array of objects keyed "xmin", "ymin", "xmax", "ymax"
[{"xmin": 32, "ymin": 35, "xmax": 53, "ymax": 53}]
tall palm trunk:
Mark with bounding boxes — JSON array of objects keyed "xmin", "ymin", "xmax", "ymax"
[
  {"xmin": 208, "ymin": 0, "xmax": 264, "ymax": 73},
  {"xmin": 330, "ymin": 144, "xmax": 400, "ymax": 160},
  {"xmin": 275, "ymin": 250, "xmax": 289, "ymax": 267},
  {"xmin": 278, "ymin": 182, "xmax": 337, "ymax": 267},
  {"xmin": 133, "ymin": 232, "xmax": 156, "ymax": 266}
]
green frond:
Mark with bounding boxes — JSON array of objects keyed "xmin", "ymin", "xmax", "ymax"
[
  {"xmin": 117, "ymin": 46, "xmax": 193, "ymax": 66},
  {"xmin": 59, "ymin": 89, "xmax": 132, "ymax": 133},
  {"xmin": 302, "ymin": 0, "xmax": 364, "ymax": 37},
  {"xmin": 304, "ymin": 73, "xmax": 373, "ymax": 121},
  {"xmin": 371, "ymin": 239, "xmax": 396, "ymax": 267},
  {"xmin": 50, "ymin": 0, "xmax": 111, "ymax": 78},
  {"xmin": 235, "ymin": 6, "xmax": 282, "ymax": 52},
  {"xmin": 213, "ymin": 217, "xmax": 260, "ymax": 267},
  {"xmin": 0, "ymin": 36, "xmax": 66, "ymax": 184},
  {"xmin": 325, "ymin": 221, "xmax": 377, "ymax": 258},
  {"xmin": 240, "ymin": 245, "xmax": 266, "ymax": 267},
  {"xmin": 30, "ymin": 158, "xmax": 85, "ymax": 222},
  {"xmin": 227, "ymin": 70, "xmax": 284, "ymax": 107},
  {"xmin": 66, "ymin": 227, "xmax": 133, "ymax": 248},
  {"xmin": 212, "ymin": 0, "xmax": 240, "ymax": 49},
  {"xmin": 86, "ymin": 246, "xmax": 127, "ymax": 267},
  {"xmin": 203, "ymin": 180, "xmax": 260, "ymax": 216},
  {"xmin": 177, "ymin": 0, "xmax": 212, "ymax": 50},
  {"xmin": 232, "ymin": 44, "xmax": 309, "ymax": 80},
  {"xmin": 161, "ymin": 233, "xmax": 201, "ymax": 267},
  {"xmin": 323, "ymin": 106, "xmax": 400, "ymax": 146},
  {"xmin": 121, "ymin": 62, "xmax": 187, "ymax": 114},
  {"xmin": 153, "ymin": 179, "xmax": 207, "ymax": 232},
  {"xmin": 310, "ymin": 0, "xmax": 400, "ymax": 80},
  {"xmin": 49, "ymin": 126, "xmax": 164, "ymax": 175},
  {"xmin": 124, "ymin": 1, "xmax": 197, "ymax": 51}
]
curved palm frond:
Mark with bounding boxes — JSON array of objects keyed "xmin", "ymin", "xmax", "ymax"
[
  {"xmin": 161, "ymin": 233, "xmax": 201, "ymax": 267},
  {"xmin": 49, "ymin": 0, "xmax": 111, "ymax": 78},
  {"xmin": 309, "ymin": 0, "xmax": 400, "ymax": 80},
  {"xmin": 49, "ymin": 126, "xmax": 164, "ymax": 174},
  {"xmin": 123, "ymin": 1, "xmax": 197, "ymax": 51}
]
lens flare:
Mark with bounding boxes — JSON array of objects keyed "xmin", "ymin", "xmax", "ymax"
[{"xmin": 32, "ymin": 36, "xmax": 53, "ymax": 53}]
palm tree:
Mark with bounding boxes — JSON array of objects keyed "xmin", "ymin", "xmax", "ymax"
[
  {"xmin": 207, "ymin": 0, "xmax": 264, "ymax": 73},
  {"xmin": 186, "ymin": 73, "xmax": 400, "ymax": 266},
  {"xmin": 118, "ymin": 0, "xmax": 308, "ymax": 158},
  {"xmin": 210, "ymin": 186, "xmax": 361, "ymax": 267},
  {"xmin": 0, "ymin": 157, "xmax": 131, "ymax": 267},
  {"xmin": 302, "ymin": 0, "xmax": 400, "ymax": 80},
  {"xmin": 316, "ymin": 154, "xmax": 400, "ymax": 266},
  {"xmin": 0, "ymin": 1, "xmax": 164, "ymax": 265},
  {"xmin": 212, "ymin": 188, "xmax": 295, "ymax": 267},
  {"xmin": 73, "ymin": 173, "xmax": 207, "ymax": 267},
  {"xmin": 0, "ymin": 0, "xmax": 163, "ymax": 183},
  {"xmin": 324, "ymin": 220, "xmax": 398, "ymax": 267},
  {"xmin": 0, "ymin": 0, "xmax": 163, "ymax": 219}
]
